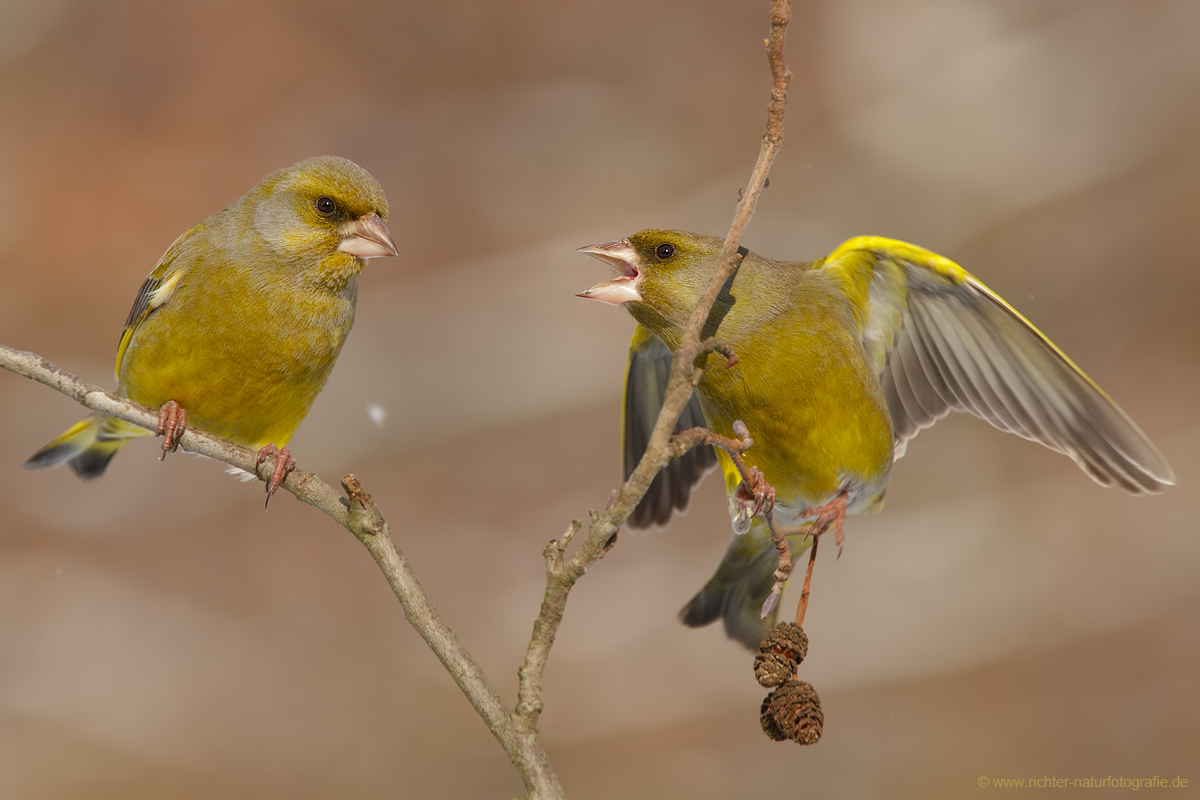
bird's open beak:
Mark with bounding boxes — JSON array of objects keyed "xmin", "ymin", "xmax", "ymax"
[
  {"xmin": 338, "ymin": 213, "xmax": 399, "ymax": 259},
  {"xmin": 577, "ymin": 240, "xmax": 643, "ymax": 305}
]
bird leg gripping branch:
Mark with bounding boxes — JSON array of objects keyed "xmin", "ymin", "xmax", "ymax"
[
  {"xmin": 683, "ymin": 422, "xmax": 796, "ymax": 619},
  {"xmin": 769, "ymin": 490, "xmax": 847, "ymax": 628},
  {"xmin": 669, "ymin": 417, "xmax": 836, "ymax": 629},
  {"xmin": 696, "ymin": 336, "xmax": 740, "ymax": 370},
  {"xmin": 255, "ymin": 443, "xmax": 297, "ymax": 509},
  {"xmin": 155, "ymin": 400, "xmax": 187, "ymax": 458}
]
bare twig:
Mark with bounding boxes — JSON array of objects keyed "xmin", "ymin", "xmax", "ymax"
[
  {"xmin": 0, "ymin": 344, "xmax": 562, "ymax": 799},
  {"xmin": 515, "ymin": 0, "xmax": 794, "ymax": 755},
  {"xmin": 795, "ymin": 534, "xmax": 820, "ymax": 628}
]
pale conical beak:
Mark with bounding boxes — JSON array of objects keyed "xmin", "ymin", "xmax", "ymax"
[
  {"xmin": 338, "ymin": 213, "xmax": 399, "ymax": 259},
  {"xmin": 577, "ymin": 240, "xmax": 643, "ymax": 305}
]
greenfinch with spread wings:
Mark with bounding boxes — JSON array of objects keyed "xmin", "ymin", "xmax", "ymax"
[
  {"xmin": 26, "ymin": 155, "xmax": 398, "ymax": 502},
  {"xmin": 579, "ymin": 230, "xmax": 1174, "ymax": 648}
]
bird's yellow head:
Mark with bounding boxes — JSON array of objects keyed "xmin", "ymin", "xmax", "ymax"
[
  {"xmin": 578, "ymin": 229, "xmax": 728, "ymax": 336},
  {"xmin": 246, "ymin": 155, "xmax": 398, "ymax": 268}
]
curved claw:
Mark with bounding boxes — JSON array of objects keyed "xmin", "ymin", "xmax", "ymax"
[
  {"xmin": 255, "ymin": 444, "xmax": 296, "ymax": 509},
  {"xmin": 156, "ymin": 401, "xmax": 187, "ymax": 460},
  {"xmin": 800, "ymin": 491, "xmax": 848, "ymax": 555},
  {"xmin": 734, "ymin": 466, "xmax": 776, "ymax": 531},
  {"xmin": 760, "ymin": 584, "xmax": 782, "ymax": 618}
]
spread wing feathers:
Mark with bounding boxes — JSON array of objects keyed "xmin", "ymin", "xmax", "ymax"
[
  {"xmin": 113, "ymin": 225, "xmax": 200, "ymax": 380},
  {"xmin": 820, "ymin": 236, "xmax": 1174, "ymax": 494},
  {"xmin": 623, "ymin": 325, "xmax": 718, "ymax": 528}
]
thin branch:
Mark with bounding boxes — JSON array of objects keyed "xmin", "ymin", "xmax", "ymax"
[
  {"xmin": 0, "ymin": 344, "xmax": 562, "ymax": 799},
  {"xmin": 795, "ymin": 534, "xmax": 820, "ymax": 628},
  {"xmin": 514, "ymin": 0, "xmax": 794, "ymax": 748}
]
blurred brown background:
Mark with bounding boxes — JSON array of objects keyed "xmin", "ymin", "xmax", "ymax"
[{"xmin": 0, "ymin": 0, "xmax": 1197, "ymax": 797}]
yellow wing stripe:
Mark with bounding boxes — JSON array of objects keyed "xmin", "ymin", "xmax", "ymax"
[{"xmin": 113, "ymin": 267, "xmax": 185, "ymax": 381}]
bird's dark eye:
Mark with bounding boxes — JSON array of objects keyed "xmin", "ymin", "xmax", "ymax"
[
  {"xmin": 315, "ymin": 196, "xmax": 337, "ymax": 216},
  {"xmin": 655, "ymin": 242, "xmax": 676, "ymax": 260}
]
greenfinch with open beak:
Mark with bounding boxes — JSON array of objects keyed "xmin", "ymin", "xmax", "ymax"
[
  {"xmin": 26, "ymin": 155, "xmax": 398, "ymax": 504},
  {"xmin": 579, "ymin": 230, "xmax": 1174, "ymax": 648}
]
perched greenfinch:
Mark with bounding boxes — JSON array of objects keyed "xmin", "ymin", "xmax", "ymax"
[
  {"xmin": 579, "ymin": 230, "xmax": 1175, "ymax": 648},
  {"xmin": 26, "ymin": 155, "xmax": 397, "ymax": 502}
]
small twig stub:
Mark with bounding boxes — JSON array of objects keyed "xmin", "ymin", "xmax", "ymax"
[{"xmin": 342, "ymin": 474, "xmax": 372, "ymax": 507}]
